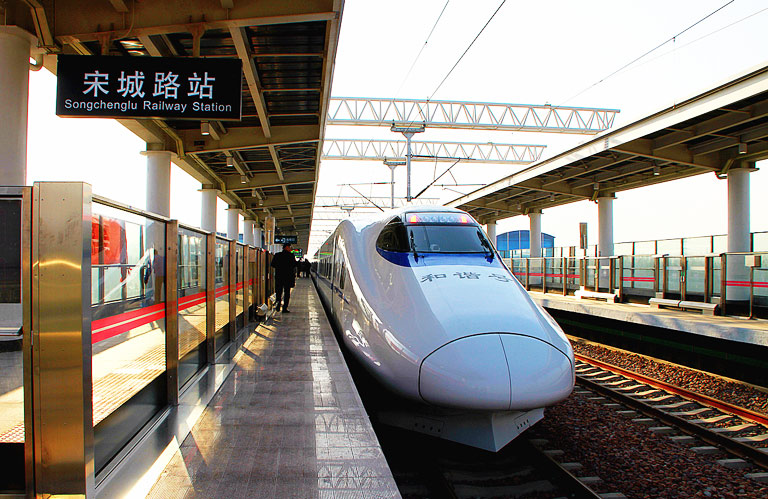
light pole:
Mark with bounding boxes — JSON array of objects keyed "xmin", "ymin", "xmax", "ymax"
[
  {"xmin": 383, "ymin": 158, "xmax": 406, "ymax": 208},
  {"xmin": 390, "ymin": 123, "xmax": 425, "ymax": 202}
]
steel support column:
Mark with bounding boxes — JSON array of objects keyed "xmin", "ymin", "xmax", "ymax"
[{"xmin": 0, "ymin": 27, "xmax": 36, "ymax": 186}]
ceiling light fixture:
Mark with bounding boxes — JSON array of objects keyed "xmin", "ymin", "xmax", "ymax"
[
  {"xmin": 653, "ymin": 166, "xmax": 660, "ymax": 176},
  {"xmin": 226, "ymin": 156, "xmax": 234, "ymax": 167},
  {"xmin": 738, "ymin": 143, "xmax": 747, "ymax": 154},
  {"xmin": 200, "ymin": 122, "xmax": 210, "ymax": 136},
  {"xmin": 240, "ymin": 175, "xmax": 247, "ymax": 184}
]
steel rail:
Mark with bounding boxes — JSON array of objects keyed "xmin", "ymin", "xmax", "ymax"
[
  {"xmin": 575, "ymin": 356, "xmax": 768, "ymax": 470},
  {"xmin": 519, "ymin": 438, "xmax": 604, "ymax": 499},
  {"xmin": 574, "ymin": 353, "xmax": 768, "ymax": 427}
]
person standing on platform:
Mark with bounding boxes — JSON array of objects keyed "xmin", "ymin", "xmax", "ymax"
[{"xmin": 271, "ymin": 243, "xmax": 297, "ymax": 313}]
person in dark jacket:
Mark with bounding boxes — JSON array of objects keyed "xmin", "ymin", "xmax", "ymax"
[{"xmin": 270, "ymin": 243, "xmax": 297, "ymax": 312}]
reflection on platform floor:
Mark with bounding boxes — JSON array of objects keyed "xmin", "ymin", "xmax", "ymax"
[{"xmin": 146, "ymin": 280, "xmax": 400, "ymax": 498}]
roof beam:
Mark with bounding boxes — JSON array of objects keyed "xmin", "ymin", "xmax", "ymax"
[
  {"xmin": 222, "ymin": 171, "xmax": 314, "ymax": 191},
  {"xmin": 230, "ymin": 26, "xmax": 271, "ymax": 138},
  {"xmin": 653, "ymin": 99, "xmax": 768, "ymax": 150},
  {"xmin": 244, "ymin": 194, "xmax": 313, "ymax": 210},
  {"xmin": 183, "ymin": 125, "xmax": 320, "ymax": 154},
  {"xmin": 613, "ymin": 140, "xmax": 720, "ymax": 170}
]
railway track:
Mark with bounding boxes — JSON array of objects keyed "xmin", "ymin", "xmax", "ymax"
[
  {"xmin": 575, "ymin": 353, "xmax": 768, "ymax": 476},
  {"xmin": 378, "ymin": 424, "xmax": 615, "ymax": 498}
]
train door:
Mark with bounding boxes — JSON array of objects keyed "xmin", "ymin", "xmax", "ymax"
[{"xmin": 331, "ymin": 235, "xmax": 348, "ymax": 324}]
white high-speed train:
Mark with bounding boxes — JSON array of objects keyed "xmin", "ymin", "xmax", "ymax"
[{"xmin": 313, "ymin": 206, "xmax": 574, "ymax": 451}]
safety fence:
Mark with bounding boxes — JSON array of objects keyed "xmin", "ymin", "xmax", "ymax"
[
  {"xmin": 0, "ymin": 183, "xmax": 275, "ymax": 497},
  {"xmin": 508, "ymin": 252, "xmax": 768, "ymax": 319}
]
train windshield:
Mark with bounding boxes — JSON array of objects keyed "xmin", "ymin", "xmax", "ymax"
[{"xmin": 376, "ymin": 216, "xmax": 493, "ymax": 254}]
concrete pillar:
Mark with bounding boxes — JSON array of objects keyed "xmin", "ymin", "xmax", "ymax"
[
  {"xmin": 485, "ymin": 222, "xmax": 497, "ymax": 247},
  {"xmin": 227, "ymin": 206, "xmax": 239, "ymax": 241},
  {"xmin": 727, "ymin": 167, "xmax": 752, "ymax": 253},
  {"xmin": 144, "ymin": 149, "xmax": 172, "ymax": 217},
  {"xmin": 0, "ymin": 27, "xmax": 36, "ymax": 186},
  {"xmin": 200, "ymin": 187, "xmax": 217, "ymax": 233},
  {"xmin": 597, "ymin": 196, "xmax": 614, "ymax": 257},
  {"xmin": 727, "ymin": 166, "xmax": 754, "ymax": 301},
  {"xmin": 243, "ymin": 218, "xmax": 255, "ymax": 246},
  {"xmin": 529, "ymin": 211, "xmax": 541, "ymax": 257}
]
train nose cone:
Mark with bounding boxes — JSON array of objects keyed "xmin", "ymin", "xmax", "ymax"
[
  {"xmin": 419, "ymin": 334, "xmax": 511, "ymax": 410},
  {"xmin": 499, "ymin": 334, "xmax": 573, "ymax": 409}
]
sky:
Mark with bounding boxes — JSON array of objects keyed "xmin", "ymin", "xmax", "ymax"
[{"xmin": 24, "ymin": 0, "xmax": 768, "ymax": 256}]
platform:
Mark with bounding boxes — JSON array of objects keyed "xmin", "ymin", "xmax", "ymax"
[
  {"xmin": 144, "ymin": 279, "xmax": 400, "ymax": 498},
  {"xmin": 529, "ymin": 291, "xmax": 768, "ymax": 346}
]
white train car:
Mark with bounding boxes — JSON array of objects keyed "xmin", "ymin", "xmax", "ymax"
[{"xmin": 313, "ymin": 206, "xmax": 574, "ymax": 451}]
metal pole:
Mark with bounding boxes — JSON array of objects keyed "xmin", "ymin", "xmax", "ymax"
[
  {"xmin": 391, "ymin": 165, "xmax": 395, "ymax": 208},
  {"xmin": 405, "ymin": 132, "xmax": 413, "ymax": 202}
]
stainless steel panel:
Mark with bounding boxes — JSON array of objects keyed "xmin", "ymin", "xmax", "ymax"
[
  {"xmin": 165, "ymin": 221, "xmax": 178, "ymax": 406},
  {"xmin": 32, "ymin": 182, "xmax": 94, "ymax": 497}
]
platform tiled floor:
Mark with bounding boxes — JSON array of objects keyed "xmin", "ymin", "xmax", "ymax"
[{"xmin": 147, "ymin": 279, "xmax": 400, "ymax": 498}]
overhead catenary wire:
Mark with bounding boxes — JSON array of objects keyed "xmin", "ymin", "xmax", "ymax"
[
  {"xmin": 428, "ymin": 0, "xmax": 507, "ymax": 101},
  {"xmin": 393, "ymin": 0, "xmax": 451, "ymax": 99},
  {"xmin": 559, "ymin": 0, "xmax": 736, "ymax": 105}
]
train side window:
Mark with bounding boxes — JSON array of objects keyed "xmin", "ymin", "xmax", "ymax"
[
  {"xmin": 376, "ymin": 217, "xmax": 409, "ymax": 252},
  {"xmin": 339, "ymin": 262, "xmax": 346, "ymax": 290}
]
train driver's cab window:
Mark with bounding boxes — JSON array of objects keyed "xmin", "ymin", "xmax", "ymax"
[{"xmin": 376, "ymin": 212, "xmax": 493, "ymax": 254}]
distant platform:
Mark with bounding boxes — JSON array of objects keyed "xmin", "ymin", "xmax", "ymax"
[{"xmin": 530, "ymin": 291, "xmax": 768, "ymax": 347}]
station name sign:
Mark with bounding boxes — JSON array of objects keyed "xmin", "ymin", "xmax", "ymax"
[{"xmin": 56, "ymin": 55, "xmax": 242, "ymax": 120}]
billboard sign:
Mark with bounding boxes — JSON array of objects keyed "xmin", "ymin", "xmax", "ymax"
[{"xmin": 56, "ymin": 55, "xmax": 242, "ymax": 120}]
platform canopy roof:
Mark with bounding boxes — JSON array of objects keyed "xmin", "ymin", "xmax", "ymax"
[
  {"xmin": 447, "ymin": 63, "xmax": 768, "ymax": 225},
  {"xmin": 9, "ymin": 0, "xmax": 343, "ymax": 252}
]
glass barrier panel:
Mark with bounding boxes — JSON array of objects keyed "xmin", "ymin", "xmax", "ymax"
[
  {"xmin": 634, "ymin": 241, "xmax": 655, "ymax": 255},
  {"xmin": 90, "ymin": 203, "xmax": 166, "ymax": 473},
  {"xmin": 725, "ymin": 255, "xmax": 751, "ymax": 309},
  {"xmin": 584, "ymin": 258, "xmax": 596, "ymax": 290},
  {"xmin": 713, "ymin": 235, "xmax": 727, "ymax": 254},
  {"xmin": 686, "ymin": 257, "xmax": 707, "ymax": 298},
  {"xmin": 665, "ymin": 257, "xmax": 682, "ymax": 296},
  {"xmin": 683, "ymin": 236, "xmax": 711, "ymax": 256},
  {"xmin": 0, "ymin": 197, "xmax": 25, "ymax": 491},
  {"xmin": 657, "ymin": 239, "xmax": 682, "ymax": 256},
  {"xmin": 214, "ymin": 240, "xmax": 230, "ymax": 351},
  {"xmin": 753, "ymin": 233, "xmax": 768, "ymax": 252},
  {"xmin": 529, "ymin": 259, "xmax": 543, "ymax": 289},
  {"xmin": 754, "ymin": 256, "xmax": 768, "ymax": 310},
  {"xmin": 178, "ymin": 228, "xmax": 207, "ymax": 387},
  {"xmin": 711, "ymin": 257, "xmax": 722, "ymax": 299},
  {"xmin": 626, "ymin": 256, "xmax": 655, "ymax": 290},
  {"xmin": 615, "ymin": 242, "xmax": 632, "ymax": 256}
]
